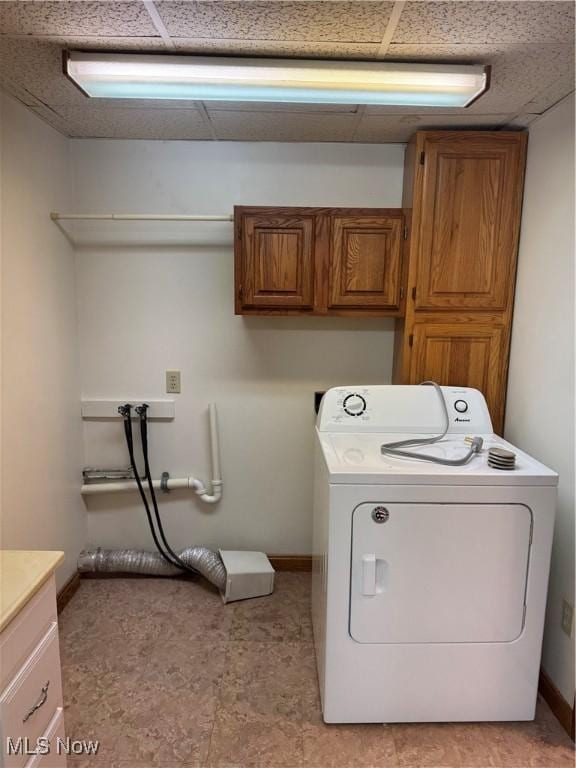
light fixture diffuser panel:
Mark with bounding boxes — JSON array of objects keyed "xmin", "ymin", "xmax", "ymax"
[{"xmin": 65, "ymin": 52, "xmax": 489, "ymax": 108}]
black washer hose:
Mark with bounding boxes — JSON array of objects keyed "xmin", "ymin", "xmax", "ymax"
[
  {"xmin": 135, "ymin": 404, "xmax": 200, "ymax": 577},
  {"xmin": 118, "ymin": 404, "xmax": 177, "ymax": 568},
  {"xmin": 118, "ymin": 404, "xmax": 196, "ymax": 575}
]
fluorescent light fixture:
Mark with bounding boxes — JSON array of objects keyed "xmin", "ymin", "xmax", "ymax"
[{"xmin": 65, "ymin": 52, "xmax": 489, "ymax": 108}]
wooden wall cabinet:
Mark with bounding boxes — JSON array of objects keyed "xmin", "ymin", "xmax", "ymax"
[
  {"xmin": 393, "ymin": 131, "xmax": 528, "ymax": 433},
  {"xmin": 235, "ymin": 207, "xmax": 406, "ymax": 317},
  {"xmin": 237, "ymin": 211, "xmax": 317, "ymax": 310},
  {"xmin": 235, "ymin": 131, "xmax": 527, "ymax": 432},
  {"xmin": 329, "ymin": 214, "xmax": 403, "ymax": 311}
]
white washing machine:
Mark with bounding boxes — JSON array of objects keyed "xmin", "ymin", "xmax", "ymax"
[{"xmin": 312, "ymin": 384, "xmax": 557, "ymax": 724}]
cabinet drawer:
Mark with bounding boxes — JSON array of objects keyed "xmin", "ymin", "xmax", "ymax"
[
  {"xmin": 25, "ymin": 708, "xmax": 67, "ymax": 768},
  {"xmin": 1, "ymin": 624, "xmax": 63, "ymax": 768},
  {"xmin": 0, "ymin": 578, "xmax": 57, "ymax": 691}
]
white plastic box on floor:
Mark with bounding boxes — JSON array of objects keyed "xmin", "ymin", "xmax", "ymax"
[{"xmin": 219, "ymin": 550, "xmax": 275, "ymax": 603}]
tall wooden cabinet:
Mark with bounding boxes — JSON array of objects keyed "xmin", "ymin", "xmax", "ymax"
[{"xmin": 393, "ymin": 131, "xmax": 528, "ymax": 433}]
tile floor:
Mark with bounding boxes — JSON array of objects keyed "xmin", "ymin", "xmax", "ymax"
[{"xmin": 59, "ymin": 573, "xmax": 575, "ymax": 768}]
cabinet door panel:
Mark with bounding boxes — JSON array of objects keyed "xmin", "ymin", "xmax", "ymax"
[
  {"xmin": 329, "ymin": 215, "xmax": 403, "ymax": 309},
  {"xmin": 410, "ymin": 323, "xmax": 504, "ymax": 430},
  {"xmin": 415, "ymin": 135, "xmax": 526, "ymax": 311},
  {"xmin": 241, "ymin": 214, "xmax": 315, "ymax": 309}
]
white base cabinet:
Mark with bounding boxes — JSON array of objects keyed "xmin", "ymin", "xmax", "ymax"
[{"xmin": 0, "ymin": 577, "xmax": 66, "ymax": 768}]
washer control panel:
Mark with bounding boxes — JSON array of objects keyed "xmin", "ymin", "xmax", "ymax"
[
  {"xmin": 317, "ymin": 385, "xmax": 493, "ymax": 434},
  {"xmin": 343, "ymin": 393, "xmax": 367, "ymax": 417},
  {"xmin": 328, "ymin": 388, "xmax": 372, "ymax": 424}
]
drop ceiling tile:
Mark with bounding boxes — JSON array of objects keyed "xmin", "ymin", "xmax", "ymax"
[
  {"xmin": 0, "ymin": 38, "xmax": 203, "ymax": 109},
  {"xmin": 364, "ymin": 42, "xmax": 575, "ymax": 116},
  {"xmin": 157, "ymin": 1, "xmax": 393, "ymax": 42},
  {"xmin": 393, "ymin": 1, "xmax": 575, "ymax": 44},
  {"xmin": 0, "ymin": 1, "xmax": 158, "ymax": 37},
  {"xmin": 354, "ymin": 113, "xmax": 512, "ymax": 143},
  {"xmin": 208, "ymin": 110, "xmax": 357, "ymax": 141},
  {"xmin": 173, "ymin": 37, "xmax": 381, "ymax": 58},
  {"xmin": 47, "ymin": 105, "xmax": 212, "ymax": 139},
  {"xmin": 24, "ymin": 35, "xmax": 167, "ymax": 51},
  {"xmin": 522, "ymin": 73, "xmax": 575, "ymax": 114},
  {"xmin": 29, "ymin": 103, "xmax": 72, "ymax": 136},
  {"xmin": 0, "ymin": 38, "xmax": 82, "ymax": 105},
  {"xmin": 505, "ymin": 113, "xmax": 542, "ymax": 128},
  {"xmin": 0, "ymin": 78, "xmax": 43, "ymax": 106}
]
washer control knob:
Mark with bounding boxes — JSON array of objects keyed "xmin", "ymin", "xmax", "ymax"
[
  {"xmin": 343, "ymin": 393, "xmax": 367, "ymax": 416},
  {"xmin": 454, "ymin": 399, "xmax": 469, "ymax": 413},
  {"xmin": 372, "ymin": 506, "xmax": 389, "ymax": 524}
]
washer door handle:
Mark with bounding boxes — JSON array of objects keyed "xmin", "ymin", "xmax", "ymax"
[{"xmin": 362, "ymin": 554, "xmax": 377, "ymax": 595}]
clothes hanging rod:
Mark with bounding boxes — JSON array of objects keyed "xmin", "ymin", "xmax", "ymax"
[{"xmin": 50, "ymin": 213, "xmax": 234, "ymax": 222}]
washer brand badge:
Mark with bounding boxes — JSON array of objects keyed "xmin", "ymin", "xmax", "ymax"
[{"xmin": 455, "ymin": 417, "xmax": 471, "ymax": 422}]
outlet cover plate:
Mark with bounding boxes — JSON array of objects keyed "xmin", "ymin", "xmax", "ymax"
[{"xmin": 166, "ymin": 370, "xmax": 181, "ymax": 394}]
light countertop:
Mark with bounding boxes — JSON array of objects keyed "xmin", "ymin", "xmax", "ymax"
[{"xmin": 0, "ymin": 550, "xmax": 64, "ymax": 632}]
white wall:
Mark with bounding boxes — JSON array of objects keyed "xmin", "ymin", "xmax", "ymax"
[
  {"xmin": 71, "ymin": 140, "xmax": 404, "ymax": 555},
  {"xmin": 2, "ymin": 95, "xmax": 572, "ymax": 699},
  {"xmin": 506, "ymin": 94, "xmax": 575, "ymax": 704},
  {"xmin": 1, "ymin": 96, "xmax": 86, "ymax": 589}
]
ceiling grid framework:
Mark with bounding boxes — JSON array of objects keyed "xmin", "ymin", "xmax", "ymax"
[
  {"xmin": 142, "ymin": 0, "xmax": 176, "ymax": 48},
  {"xmin": 0, "ymin": 0, "xmax": 573, "ymax": 142},
  {"xmin": 376, "ymin": 0, "xmax": 406, "ymax": 57}
]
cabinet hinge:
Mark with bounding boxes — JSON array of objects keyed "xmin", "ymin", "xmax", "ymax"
[
  {"xmin": 408, "ymin": 334, "xmax": 414, "ymax": 348},
  {"xmin": 419, "ymin": 151, "xmax": 425, "ymax": 165},
  {"xmin": 411, "ymin": 286, "xmax": 417, "ymax": 301},
  {"xmin": 403, "ymin": 225, "xmax": 408, "ymax": 240}
]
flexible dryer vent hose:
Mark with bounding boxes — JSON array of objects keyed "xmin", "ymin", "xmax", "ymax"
[{"xmin": 78, "ymin": 547, "xmax": 227, "ymax": 591}]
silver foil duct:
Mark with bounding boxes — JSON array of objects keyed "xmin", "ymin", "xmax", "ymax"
[{"xmin": 77, "ymin": 547, "xmax": 227, "ymax": 591}]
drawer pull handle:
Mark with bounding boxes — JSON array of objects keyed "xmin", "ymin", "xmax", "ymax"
[{"xmin": 22, "ymin": 680, "xmax": 50, "ymax": 723}]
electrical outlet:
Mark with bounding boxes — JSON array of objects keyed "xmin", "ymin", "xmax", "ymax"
[
  {"xmin": 561, "ymin": 599, "xmax": 574, "ymax": 637},
  {"xmin": 166, "ymin": 370, "xmax": 181, "ymax": 394}
]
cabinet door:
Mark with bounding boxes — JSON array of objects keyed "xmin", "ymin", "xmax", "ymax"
[
  {"xmin": 329, "ymin": 215, "xmax": 403, "ymax": 310},
  {"xmin": 238, "ymin": 213, "xmax": 316, "ymax": 310},
  {"xmin": 414, "ymin": 133, "xmax": 526, "ymax": 311},
  {"xmin": 409, "ymin": 322, "xmax": 504, "ymax": 430}
]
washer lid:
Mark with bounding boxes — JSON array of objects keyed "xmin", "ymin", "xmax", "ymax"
[{"xmin": 318, "ymin": 432, "xmax": 558, "ymax": 486}]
